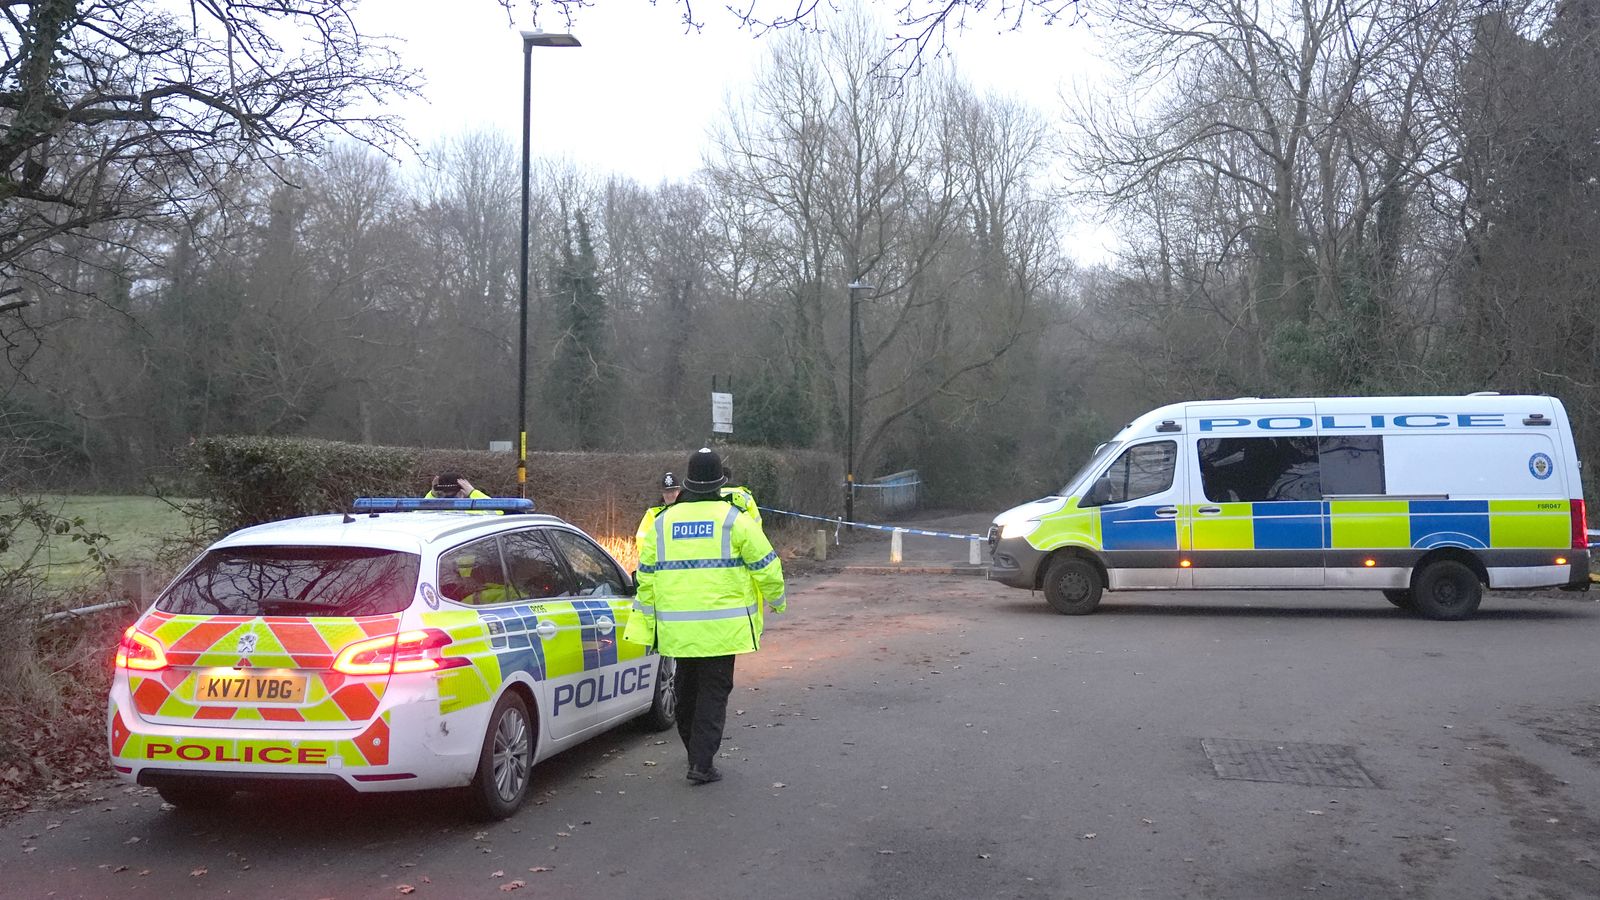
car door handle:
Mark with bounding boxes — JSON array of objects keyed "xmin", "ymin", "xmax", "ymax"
[
  {"xmin": 1155, "ymin": 506, "xmax": 1178, "ymax": 518},
  {"xmin": 1197, "ymin": 506, "xmax": 1222, "ymax": 515},
  {"xmin": 534, "ymin": 619, "xmax": 558, "ymax": 640},
  {"xmin": 594, "ymin": 615, "xmax": 615, "ymax": 636}
]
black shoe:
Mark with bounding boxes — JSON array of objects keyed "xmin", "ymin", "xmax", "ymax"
[{"xmin": 686, "ymin": 766, "xmax": 723, "ymax": 785}]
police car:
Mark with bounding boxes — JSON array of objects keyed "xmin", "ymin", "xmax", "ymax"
[
  {"xmin": 990, "ymin": 394, "xmax": 1591, "ymax": 620},
  {"xmin": 107, "ymin": 498, "xmax": 672, "ymax": 819}
]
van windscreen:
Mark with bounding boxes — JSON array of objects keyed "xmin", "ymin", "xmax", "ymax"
[
  {"xmin": 1061, "ymin": 441, "xmax": 1122, "ymax": 496},
  {"xmin": 156, "ymin": 546, "xmax": 420, "ymax": 617}
]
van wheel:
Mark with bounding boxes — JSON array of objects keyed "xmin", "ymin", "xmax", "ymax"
[
  {"xmin": 641, "ymin": 656, "xmax": 676, "ymax": 732},
  {"xmin": 1382, "ymin": 589, "xmax": 1416, "ymax": 611},
  {"xmin": 156, "ymin": 781, "xmax": 233, "ymax": 810},
  {"xmin": 1410, "ymin": 561, "xmax": 1483, "ymax": 621},
  {"xmin": 1043, "ymin": 555, "xmax": 1103, "ymax": 615},
  {"xmin": 466, "ymin": 691, "xmax": 534, "ymax": 821}
]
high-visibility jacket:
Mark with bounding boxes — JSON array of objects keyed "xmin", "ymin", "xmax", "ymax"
[
  {"xmin": 721, "ymin": 485, "xmax": 761, "ymax": 524},
  {"xmin": 626, "ymin": 504, "xmax": 669, "ymax": 639},
  {"xmin": 425, "ymin": 488, "xmax": 499, "ymax": 514},
  {"xmin": 623, "ymin": 497, "xmax": 785, "ymax": 657}
]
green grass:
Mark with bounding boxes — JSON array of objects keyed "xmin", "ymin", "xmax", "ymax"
[{"xmin": 2, "ymin": 495, "xmax": 197, "ymax": 586}]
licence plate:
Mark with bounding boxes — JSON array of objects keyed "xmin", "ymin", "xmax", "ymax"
[{"xmin": 195, "ymin": 671, "xmax": 307, "ymax": 704}]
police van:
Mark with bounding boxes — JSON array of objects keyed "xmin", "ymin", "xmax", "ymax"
[
  {"xmin": 108, "ymin": 498, "xmax": 672, "ymax": 819},
  {"xmin": 989, "ymin": 395, "xmax": 1591, "ymax": 620}
]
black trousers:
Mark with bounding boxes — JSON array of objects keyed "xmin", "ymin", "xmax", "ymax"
[{"xmin": 674, "ymin": 655, "xmax": 736, "ymax": 772}]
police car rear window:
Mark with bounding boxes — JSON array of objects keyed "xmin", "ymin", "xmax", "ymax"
[{"xmin": 156, "ymin": 546, "xmax": 421, "ymax": 617}]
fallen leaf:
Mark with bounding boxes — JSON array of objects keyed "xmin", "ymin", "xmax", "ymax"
[
  {"xmin": 772, "ymin": 782, "xmax": 786, "ymax": 789},
  {"xmin": 501, "ymin": 881, "xmax": 526, "ymax": 892},
  {"xmin": 557, "ymin": 832, "xmax": 571, "ymax": 837},
  {"xmin": 397, "ymin": 886, "xmax": 415, "ymax": 895},
  {"xmin": 421, "ymin": 876, "xmax": 431, "ymax": 884},
  {"xmin": 191, "ymin": 867, "xmax": 208, "ymax": 877},
  {"xmin": 1082, "ymin": 833, "xmax": 1097, "ymax": 840},
  {"xmin": 113, "ymin": 865, "xmax": 128, "ymax": 873},
  {"xmin": 978, "ymin": 853, "xmax": 992, "ymax": 860},
  {"xmin": 123, "ymin": 836, "xmax": 141, "ymax": 845},
  {"xmin": 877, "ymin": 849, "xmax": 895, "ymax": 855},
  {"xmin": 643, "ymin": 761, "xmax": 657, "ymax": 767},
  {"xmin": 473, "ymin": 831, "xmax": 489, "ymax": 841},
  {"xmin": 491, "ymin": 870, "xmax": 504, "ymax": 878},
  {"xmin": 1306, "ymin": 810, "xmax": 1325, "ymax": 816},
  {"xmin": 529, "ymin": 866, "xmax": 553, "ymax": 873}
]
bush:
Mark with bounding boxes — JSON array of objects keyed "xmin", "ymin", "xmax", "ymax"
[{"xmin": 185, "ymin": 436, "xmax": 842, "ymax": 546}]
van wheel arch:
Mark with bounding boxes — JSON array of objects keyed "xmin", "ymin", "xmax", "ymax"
[
  {"xmin": 1034, "ymin": 547, "xmax": 1108, "ymax": 593},
  {"xmin": 1409, "ymin": 549, "xmax": 1486, "ymax": 621},
  {"xmin": 1412, "ymin": 547, "xmax": 1488, "ymax": 587}
]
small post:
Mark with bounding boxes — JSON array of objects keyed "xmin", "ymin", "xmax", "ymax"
[
  {"xmin": 969, "ymin": 537, "xmax": 983, "ymax": 566},
  {"xmin": 814, "ymin": 529, "xmax": 828, "ymax": 561},
  {"xmin": 890, "ymin": 528, "xmax": 904, "ymax": 565}
]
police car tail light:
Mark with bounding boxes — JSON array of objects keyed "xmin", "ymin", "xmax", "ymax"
[
  {"xmin": 115, "ymin": 626, "xmax": 167, "ymax": 672},
  {"xmin": 332, "ymin": 629, "xmax": 469, "ymax": 676},
  {"xmin": 1572, "ymin": 499, "xmax": 1589, "ymax": 549}
]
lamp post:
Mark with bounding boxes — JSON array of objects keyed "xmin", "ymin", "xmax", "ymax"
[
  {"xmin": 516, "ymin": 30, "xmax": 581, "ymax": 499},
  {"xmin": 845, "ymin": 279, "xmax": 873, "ymax": 527}
]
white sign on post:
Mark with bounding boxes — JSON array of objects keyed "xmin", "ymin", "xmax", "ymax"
[{"xmin": 711, "ymin": 392, "xmax": 734, "ymax": 434}]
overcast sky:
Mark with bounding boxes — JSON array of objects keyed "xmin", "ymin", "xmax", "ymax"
[{"xmin": 372, "ymin": 2, "xmax": 1117, "ymax": 260}]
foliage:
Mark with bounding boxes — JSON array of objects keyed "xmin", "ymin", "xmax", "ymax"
[{"xmin": 545, "ymin": 207, "xmax": 613, "ymax": 449}]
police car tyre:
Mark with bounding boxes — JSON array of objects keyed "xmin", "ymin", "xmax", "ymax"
[
  {"xmin": 156, "ymin": 781, "xmax": 234, "ymax": 810},
  {"xmin": 466, "ymin": 691, "xmax": 535, "ymax": 821},
  {"xmin": 1382, "ymin": 589, "xmax": 1416, "ymax": 611},
  {"xmin": 1410, "ymin": 560, "xmax": 1483, "ymax": 621},
  {"xmin": 1043, "ymin": 555, "xmax": 1103, "ymax": 615},
  {"xmin": 641, "ymin": 656, "xmax": 677, "ymax": 732}
]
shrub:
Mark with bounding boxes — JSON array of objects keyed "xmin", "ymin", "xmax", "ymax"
[{"xmin": 185, "ymin": 437, "xmax": 842, "ymax": 548}]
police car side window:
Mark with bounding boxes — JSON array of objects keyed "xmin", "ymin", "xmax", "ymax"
[
  {"xmin": 501, "ymin": 530, "xmax": 573, "ymax": 601},
  {"xmin": 547, "ymin": 529, "xmax": 626, "ymax": 598},
  {"xmin": 1083, "ymin": 440, "xmax": 1177, "ymax": 506},
  {"xmin": 438, "ymin": 537, "xmax": 510, "ymax": 606},
  {"xmin": 1198, "ymin": 437, "xmax": 1322, "ymax": 502}
]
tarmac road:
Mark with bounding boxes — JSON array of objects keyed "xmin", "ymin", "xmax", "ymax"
[{"xmin": 5, "ymin": 568, "xmax": 1600, "ymax": 900}]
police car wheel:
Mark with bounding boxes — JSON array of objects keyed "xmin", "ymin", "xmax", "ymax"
[
  {"xmin": 642, "ymin": 656, "xmax": 677, "ymax": 732},
  {"xmin": 1043, "ymin": 555, "xmax": 1102, "ymax": 615},
  {"xmin": 1410, "ymin": 560, "xmax": 1483, "ymax": 621},
  {"xmin": 1382, "ymin": 589, "xmax": 1416, "ymax": 611},
  {"xmin": 156, "ymin": 781, "xmax": 234, "ymax": 810},
  {"xmin": 466, "ymin": 691, "xmax": 535, "ymax": 821}
]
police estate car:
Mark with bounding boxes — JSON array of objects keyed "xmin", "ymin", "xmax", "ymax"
[{"xmin": 108, "ymin": 498, "xmax": 672, "ymax": 819}]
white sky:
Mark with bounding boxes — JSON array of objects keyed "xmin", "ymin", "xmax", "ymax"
[{"xmin": 372, "ymin": 2, "xmax": 1118, "ymax": 261}]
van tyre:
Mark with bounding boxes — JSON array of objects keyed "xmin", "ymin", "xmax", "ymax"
[
  {"xmin": 466, "ymin": 690, "xmax": 534, "ymax": 821},
  {"xmin": 1382, "ymin": 589, "xmax": 1416, "ymax": 611},
  {"xmin": 1043, "ymin": 555, "xmax": 1103, "ymax": 615},
  {"xmin": 1410, "ymin": 560, "xmax": 1483, "ymax": 621},
  {"xmin": 641, "ymin": 656, "xmax": 677, "ymax": 732}
]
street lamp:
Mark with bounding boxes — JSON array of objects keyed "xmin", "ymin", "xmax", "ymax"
[
  {"xmin": 516, "ymin": 30, "xmax": 581, "ymax": 498},
  {"xmin": 846, "ymin": 279, "xmax": 873, "ymax": 527}
]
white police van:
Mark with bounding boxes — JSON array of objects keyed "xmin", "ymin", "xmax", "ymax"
[
  {"xmin": 990, "ymin": 395, "xmax": 1591, "ymax": 619},
  {"xmin": 108, "ymin": 497, "xmax": 672, "ymax": 819}
]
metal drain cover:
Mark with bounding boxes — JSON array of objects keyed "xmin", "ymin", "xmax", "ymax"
[{"xmin": 1200, "ymin": 739, "xmax": 1379, "ymax": 788}]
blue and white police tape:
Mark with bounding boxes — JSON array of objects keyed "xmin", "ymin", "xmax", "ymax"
[{"xmin": 756, "ymin": 506, "xmax": 983, "ymax": 541}]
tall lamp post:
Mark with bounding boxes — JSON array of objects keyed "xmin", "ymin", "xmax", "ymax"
[
  {"xmin": 845, "ymin": 279, "xmax": 873, "ymax": 527},
  {"xmin": 516, "ymin": 30, "xmax": 581, "ymax": 498}
]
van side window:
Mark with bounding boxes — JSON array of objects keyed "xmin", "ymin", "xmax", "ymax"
[
  {"xmin": 1318, "ymin": 436, "xmax": 1384, "ymax": 495},
  {"xmin": 1198, "ymin": 437, "xmax": 1321, "ymax": 502},
  {"xmin": 1082, "ymin": 441, "xmax": 1177, "ymax": 507}
]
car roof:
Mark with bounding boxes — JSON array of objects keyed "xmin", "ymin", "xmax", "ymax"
[{"xmin": 211, "ymin": 512, "xmax": 576, "ymax": 556}]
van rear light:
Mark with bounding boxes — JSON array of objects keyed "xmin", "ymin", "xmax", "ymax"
[
  {"xmin": 1573, "ymin": 499, "xmax": 1589, "ymax": 549},
  {"xmin": 332, "ymin": 629, "xmax": 470, "ymax": 676},
  {"xmin": 116, "ymin": 626, "xmax": 167, "ymax": 671}
]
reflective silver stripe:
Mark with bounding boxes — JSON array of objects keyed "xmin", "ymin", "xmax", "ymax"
[
  {"xmin": 655, "ymin": 512, "xmax": 669, "ymax": 564},
  {"xmin": 655, "ymin": 604, "xmax": 758, "ymax": 622},
  {"xmin": 720, "ymin": 506, "xmax": 739, "ymax": 560},
  {"xmin": 632, "ymin": 602, "xmax": 655, "ymax": 615},
  {"xmin": 765, "ymin": 592, "xmax": 785, "ymax": 607}
]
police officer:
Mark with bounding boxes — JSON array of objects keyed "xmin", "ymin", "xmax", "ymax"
[
  {"xmin": 719, "ymin": 463, "xmax": 761, "ymax": 525},
  {"xmin": 427, "ymin": 473, "xmax": 491, "ymax": 501},
  {"xmin": 625, "ymin": 448, "xmax": 784, "ymax": 785}
]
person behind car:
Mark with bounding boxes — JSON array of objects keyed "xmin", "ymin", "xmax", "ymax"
[{"xmin": 427, "ymin": 472, "xmax": 501, "ymax": 514}]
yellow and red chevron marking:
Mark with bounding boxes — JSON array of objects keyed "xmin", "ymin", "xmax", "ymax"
[
  {"xmin": 127, "ymin": 614, "xmax": 400, "ymax": 724},
  {"xmin": 110, "ymin": 711, "xmax": 394, "ymax": 770}
]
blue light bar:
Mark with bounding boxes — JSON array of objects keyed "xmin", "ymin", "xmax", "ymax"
[{"xmin": 352, "ymin": 497, "xmax": 536, "ymax": 514}]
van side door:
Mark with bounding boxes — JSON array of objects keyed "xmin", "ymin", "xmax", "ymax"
[{"xmin": 1190, "ymin": 427, "xmax": 1326, "ymax": 588}]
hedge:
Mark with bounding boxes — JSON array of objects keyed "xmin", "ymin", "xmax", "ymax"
[{"xmin": 185, "ymin": 437, "xmax": 842, "ymax": 547}]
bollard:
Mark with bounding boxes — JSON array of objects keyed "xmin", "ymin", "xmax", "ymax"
[
  {"xmin": 814, "ymin": 529, "xmax": 828, "ymax": 562},
  {"xmin": 890, "ymin": 529, "xmax": 904, "ymax": 564},
  {"xmin": 969, "ymin": 537, "xmax": 983, "ymax": 566}
]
